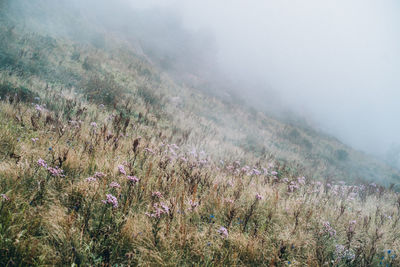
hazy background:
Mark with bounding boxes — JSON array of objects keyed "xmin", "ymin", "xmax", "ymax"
[
  {"xmin": 129, "ymin": 0, "xmax": 400, "ymax": 160},
  {"xmin": 4, "ymin": 0, "xmax": 400, "ymax": 165}
]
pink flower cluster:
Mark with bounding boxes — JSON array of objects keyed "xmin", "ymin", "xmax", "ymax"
[
  {"xmin": 250, "ymin": 168, "xmax": 261, "ymax": 176},
  {"xmin": 144, "ymin": 148, "xmax": 155, "ymax": 154},
  {"xmin": 1, "ymin": 194, "xmax": 9, "ymax": 201},
  {"xmin": 224, "ymin": 198, "xmax": 234, "ymax": 204},
  {"xmin": 255, "ymin": 193, "xmax": 263, "ymax": 200},
  {"xmin": 86, "ymin": 177, "xmax": 97, "ymax": 182},
  {"xmin": 152, "ymin": 191, "xmax": 163, "ymax": 198},
  {"xmin": 47, "ymin": 166, "xmax": 65, "ymax": 177},
  {"xmin": 217, "ymin": 226, "xmax": 229, "ymax": 238},
  {"xmin": 145, "ymin": 202, "xmax": 169, "ymax": 218},
  {"xmin": 35, "ymin": 104, "xmax": 43, "ymax": 111},
  {"xmin": 86, "ymin": 172, "xmax": 105, "ymax": 183},
  {"xmin": 297, "ymin": 176, "xmax": 306, "ymax": 185},
  {"xmin": 102, "ymin": 194, "xmax": 118, "ymax": 208},
  {"xmin": 68, "ymin": 120, "xmax": 81, "ymax": 128},
  {"xmin": 118, "ymin": 165, "xmax": 126, "ymax": 175},
  {"xmin": 323, "ymin": 221, "xmax": 336, "ymax": 237},
  {"xmin": 127, "ymin": 175, "xmax": 139, "ymax": 184},
  {"xmin": 241, "ymin": 165, "xmax": 250, "ymax": 173},
  {"xmin": 37, "ymin": 158, "xmax": 48, "ymax": 168},
  {"xmin": 288, "ymin": 181, "xmax": 299, "ymax": 192},
  {"xmin": 109, "ymin": 182, "xmax": 121, "ymax": 188},
  {"xmin": 37, "ymin": 158, "xmax": 64, "ymax": 177}
]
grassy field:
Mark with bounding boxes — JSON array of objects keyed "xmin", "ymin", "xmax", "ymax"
[{"xmin": 1, "ymin": 2, "xmax": 400, "ymax": 266}]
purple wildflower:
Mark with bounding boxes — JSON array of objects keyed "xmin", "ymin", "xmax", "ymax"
[
  {"xmin": 217, "ymin": 226, "xmax": 229, "ymax": 238},
  {"xmin": 297, "ymin": 176, "xmax": 306, "ymax": 185},
  {"xmin": 94, "ymin": 172, "xmax": 106, "ymax": 179},
  {"xmin": 86, "ymin": 177, "xmax": 97, "ymax": 182},
  {"xmin": 152, "ymin": 191, "xmax": 162, "ymax": 198},
  {"xmin": 189, "ymin": 149, "xmax": 197, "ymax": 157},
  {"xmin": 47, "ymin": 166, "xmax": 64, "ymax": 177},
  {"xmin": 37, "ymin": 158, "xmax": 48, "ymax": 168},
  {"xmin": 323, "ymin": 221, "xmax": 336, "ymax": 237},
  {"xmin": 170, "ymin": 144, "xmax": 179, "ymax": 150},
  {"xmin": 35, "ymin": 104, "xmax": 43, "ymax": 111},
  {"xmin": 160, "ymin": 202, "xmax": 169, "ymax": 214},
  {"xmin": 144, "ymin": 148, "xmax": 155, "ymax": 154},
  {"xmin": 288, "ymin": 182, "xmax": 299, "ymax": 192},
  {"xmin": 268, "ymin": 162, "xmax": 274, "ymax": 168},
  {"xmin": 146, "ymin": 203, "xmax": 168, "ymax": 218},
  {"xmin": 256, "ymin": 193, "xmax": 263, "ymax": 200},
  {"xmin": 251, "ymin": 168, "xmax": 261, "ymax": 176},
  {"xmin": 199, "ymin": 159, "xmax": 208, "ymax": 166},
  {"xmin": 1, "ymin": 194, "xmax": 9, "ymax": 201},
  {"xmin": 224, "ymin": 198, "xmax": 234, "ymax": 204},
  {"xmin": 118, "ymin": 165, "xmax": 126, "ymax": 175},
  {"xmin": 109, "ymin": 182, "xmax": 121, "ymax": 188},
  {"xmin": 102, "ymin": 194, "xmax": 118, "ymax": 208},
  {"xmin": 127, "ymin": 175, "xmax": 139, "ymax": 184}
]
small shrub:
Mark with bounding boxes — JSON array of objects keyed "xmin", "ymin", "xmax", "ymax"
[
  {"xmin": 285, "ymin": 128, "xmax": 312, "ymax": 150},
  {"xmin": 82, "ymin": 56, "xmax": 95, "ymax": 71},
  {"xmin": 335, "ymin": 149, "xmax": 349, "ymax": 161},
  {"xmin": 288, "ymin": 129, "xmax": 300, "ymax": 140},
  {"xmin": 0, "ymin": 51, "xmax": 17, "ymax": 68},
  {"xmin": 240, "ymin": 134, "xmax": 266, "ymax": 156},
  {"xmin": 0, "ymin": 82, "xmax": 38, "ymax": 103},
  {"xmin": 301, "ymin": 138, "xmax": 313, "ymax": 150},
  {"xmin": 71, "ymin": 51, "xmax": 81, "ymax": 61},
  {"xmin": 81, "ymin": 74, "xmax": 124, "ymax": 106},
  {"xmin": 137, "ymin": 85, "xmax": 162, "ymax": 106}
]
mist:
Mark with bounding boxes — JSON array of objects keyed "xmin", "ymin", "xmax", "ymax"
[
  {"xmin": 5, "ymin": 0, "xmax": 400, "ymax": 162},
  {"xmin": 128, "ymin": 0, "xmax": 400, "ymax": 160}
]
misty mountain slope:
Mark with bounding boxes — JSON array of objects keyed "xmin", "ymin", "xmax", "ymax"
[
  {"xmin": 1, "ymin": 2, "xmax": 400, "ymax": 266},
  {"xmin": 0, "ymin": 2, "xmax": 399, "ymax": 187}
]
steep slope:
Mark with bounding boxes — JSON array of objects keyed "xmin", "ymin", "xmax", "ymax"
[
  {"xmin": 0, "ymin": 2, "xmax": 400, "ymax": 266},
  {"xmin": 1, "ymin": 2, "xmax": 399, "ymax": 186}
]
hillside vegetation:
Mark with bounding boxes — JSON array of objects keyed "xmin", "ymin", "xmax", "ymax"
[{"xmin": 1, "ymin": 1, "xmax": 400, "ymax": 266}]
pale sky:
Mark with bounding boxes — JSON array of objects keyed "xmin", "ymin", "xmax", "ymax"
[{"xmin": 129, "ymin": 0, "xmax": 400, "ymax": 156}]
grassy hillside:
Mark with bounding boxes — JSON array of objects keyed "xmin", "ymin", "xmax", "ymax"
[
  {"xmin": 1, "ymin": 2, "xmax": 400, "ymax": 266},
  {"xmin": 1, "ymin": 6, "xmax": 399, "ymax": 186}
]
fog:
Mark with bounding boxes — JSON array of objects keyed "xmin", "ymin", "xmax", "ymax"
[
  {"xmin": 129, "ymin": 0, "xmax": 400, "ymax": 160},
  {"xmin": 4, "ymin": 0, "xmax": 400, "ymax": 162}
]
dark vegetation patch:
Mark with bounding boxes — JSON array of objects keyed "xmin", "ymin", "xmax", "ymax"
[
  {"xmin": 81, "ymin": 74, "xmax": 124, "ymax": 106},
  {"xmin": 284, "ymin": 128, "xmax": 313, "ymax": 151},
  {"xmin": 0, "ymin": 82, "xmax": 38, "ymax": 103}
]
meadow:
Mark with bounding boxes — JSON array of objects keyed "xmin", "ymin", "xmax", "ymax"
[
  {"xmin": 1, "ymin": 82, "xmax": 399, "ymax": 266},
  {"xmin": 1, "ymin": 4, "xmax": 400, "ymax": 265}
]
